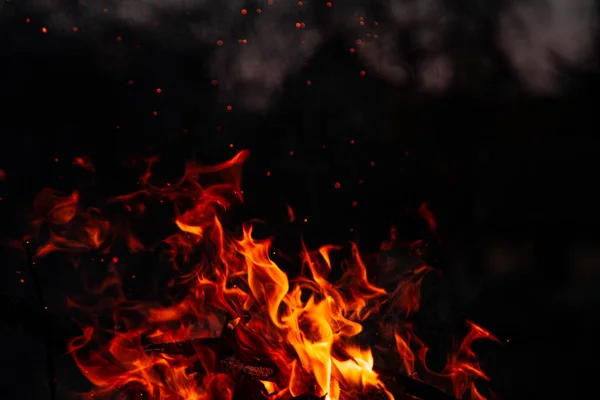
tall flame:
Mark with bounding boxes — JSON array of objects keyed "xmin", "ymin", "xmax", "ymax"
[{"xmin": 25, "ymin": 150, "xmax": 497, "ymax": 400}]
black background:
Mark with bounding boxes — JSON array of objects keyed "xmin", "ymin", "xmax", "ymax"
[{"xmin": 1, "ymin": 1, "xmax": 599, "ymax": 399}]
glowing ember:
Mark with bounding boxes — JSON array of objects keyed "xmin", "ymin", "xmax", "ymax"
[{"xmin": 25, "ymin": 151, "xmax": 498, "ymax": 400}]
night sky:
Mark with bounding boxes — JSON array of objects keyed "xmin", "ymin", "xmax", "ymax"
[{"xmin": 1, "ymin": 1, "xmax": 600, "ymax": 399}]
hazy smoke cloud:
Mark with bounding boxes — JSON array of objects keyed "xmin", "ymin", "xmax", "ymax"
[
  {"xmin": 499, "ymin": 0, "xmax": 598, "ymax": 92},
  {"xmin": 28, "ymin": 0, "xmax": 599, "ymax": 109},
  {"xmin": 209, "ymin": 2, "xmax": 322, "ymax": 111}
]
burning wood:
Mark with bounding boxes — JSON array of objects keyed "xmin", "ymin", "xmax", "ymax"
[
  {"xmin": 221, "ymin": 357, "xmax": 278, "ymax": 381},
  {"xmin": 241, "ymin": 364, "xmax": 276, "ymax": 381},
  {"xmin": 220, "ymin": 356, "xmax": 244, "ymax": 374},
  {"xmin": 142, "ymin": 332, "xmax": 457, "ymax": 400}
]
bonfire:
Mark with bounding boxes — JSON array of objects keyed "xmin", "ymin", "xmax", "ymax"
[{"xmin": 24, "ymin": 151, "xmax": 498, "ymax": 400}]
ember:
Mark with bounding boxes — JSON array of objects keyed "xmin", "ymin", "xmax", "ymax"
[{"xmin": 25, "ymin": 151, "xmax": 498, "ymax": 400}]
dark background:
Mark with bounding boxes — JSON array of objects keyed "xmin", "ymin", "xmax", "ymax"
[{"xmin": 1, "ymin": 1, "xmax": 599, "ymax": 399}]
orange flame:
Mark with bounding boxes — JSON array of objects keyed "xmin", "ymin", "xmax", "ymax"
[{"xmin": 26, "ymin": 150, "xmax": 497, "ymax": 400}]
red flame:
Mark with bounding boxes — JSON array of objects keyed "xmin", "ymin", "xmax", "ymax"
[{"xmin": 26, "ymin": 150, "xmax": 497, "ymax": 400}]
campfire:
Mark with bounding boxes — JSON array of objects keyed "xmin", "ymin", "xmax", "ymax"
[{"xmin": 24, "ymin": 150, "xmax": 498, "ymax": 400}]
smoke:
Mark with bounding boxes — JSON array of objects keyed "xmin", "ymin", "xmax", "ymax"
[
  {"xmin": 499, "ymin": 0, "xmax": 598, "ymax": 93},
  {"xmin": 24, "ymin": 0, "xmax": 599, "ymax": 110},
  {"xmin": 208, "ymin": 2, "xmax": 322, "ymax": 111}
]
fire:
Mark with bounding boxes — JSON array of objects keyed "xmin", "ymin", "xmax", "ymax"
[{"xmin": 24, "ymin": 150, "xmax": 498, "ymax": 400}]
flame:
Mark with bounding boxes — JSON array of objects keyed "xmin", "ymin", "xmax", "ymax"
[{"xmin": 26, "ymin": 150, "xmax": 497, "ymax": 400}]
